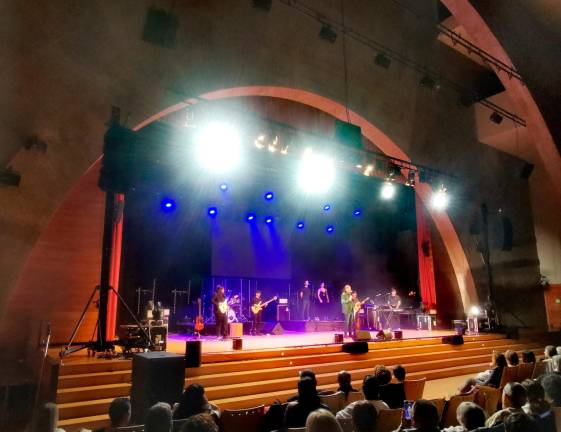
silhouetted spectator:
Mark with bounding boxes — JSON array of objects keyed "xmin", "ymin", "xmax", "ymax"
[
  {"xmin": 544, "ymin": 346, "xmax": 557, "ymax": 373},
  {"xmin": 337, "ymin": 370, "xmax": 358, "ymax": 399},
  {"xmin": 352, "ymin": 400, "xmax": 378, "ymax": 432},
  {"xmin": 374, "ymin": 365, "xmax": 392, "ymax": 385},
  {"xmin": 541, "ymin": 373, "xmax": 561, "ymax": 406},
  {"xmin": 522, "ymin": 379, "xmax": 550, "ymax": 416},
  {"xmin": 336, "ymin": 375, "xmax": 388, "ymax": 432},
  {"xmin": 476, "ymin": 352, "xmax": 507, "ymax": 388},
  {"xmin": 393, "ymin": 365, "xmax": 406, "ymax": 383},
  {"xmin": 284, "ymin": 377, "xmax": 328, "ymax": 428},
  {"xmin": 396, "ymin": 399, "xmax": 440, "ymax": 432},
  {"xmin": 173, "ymin": 384, "xmax": 220, "ymax": 421},
  {"xmin": 505, "ymin": 350, "xmax": 519, "ymax": 367},
  {"xmin": 503, "ymin": 411, "xmax": 539, "ymax": 432},
  {"xmin": 442, "ymin": 401, "xmax": 485, "ymax": 432},
  {"xmin": 522, "ymin": 350, "xmax": 536, "ymax": 364},
  {"xmin": 305, "ymin": 408, "xmax": 343, "ymax": 432},
  {"xmin": 145, "ymin": 402, "xmax": 172, "ymax": 432},
  {"xmin": 180, "ymin": 413, "xmax": 218, "ymax": 432},
  {"xmin": 108, "ymin": 397, "xmax": 130, "ymax": 429},
  {"xmin": 485, "ymin": 382, "xmax": 527, "ymax": 427},
  {"xmin": 287, "ymin": 369, "xmax": 330, "ymax": 402}
]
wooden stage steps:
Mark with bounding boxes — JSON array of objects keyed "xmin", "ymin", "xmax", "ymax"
[{"xmin": 55, "ymin": 333, "xmax": 541, "ymax": 431}]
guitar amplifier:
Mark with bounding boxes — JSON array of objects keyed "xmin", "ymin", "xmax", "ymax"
[{"xmin": 277, "ymin": 304, "xmax": 290, "ymax": 321}]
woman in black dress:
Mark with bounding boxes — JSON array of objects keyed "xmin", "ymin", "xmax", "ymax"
[{"xmin": 317, "ymin": 282, "xmax": 330, "ymax": 320}]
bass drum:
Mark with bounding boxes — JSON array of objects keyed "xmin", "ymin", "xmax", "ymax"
[{"xmin": 227, "ymin": 308, "xmax": 238, "ymax": 323}]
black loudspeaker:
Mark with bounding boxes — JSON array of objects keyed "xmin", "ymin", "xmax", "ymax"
[
  {"xmin": 502, "ymin": 216, "xmax": 513, "ymax": 251},
  {"xmin": 393, "ymin": 330, "xmax": 403, "ymax": 340},
  {"xmin": 334, "ymin": 333, "xmax": 344, "ymax": 343},
  {"xmin": 335, "ymin": 120, "xmax": 362, "ymax": 149},
  {"xmin": 520, "ymin": 162, "xmax": 534, "ymax": 179},
  {"xmin": 185, "ymin": 340, "xmax": 201, "ymax": 368},
  {"xmin": 98, "ymin": 124, "xmax": 137, "ymax": 193},
  {"xmin": 271, "ymin": 322, "xmax": 284, "ymax": 335},
  {"xmin": 442, "ymin": 335, "xmax": 464, "ymax": 345},
  {"xmin": 354, "ymin": 330, "xmax": 372, "ymax": 341},
  {"xmin": 232, "ymin": 338, "xmax": 243, "ymax": 350},
  {"xmin": 131, "ymin": 352, "xmax": 185, "ymax": 423},
  {"xmin": 142, "ymin": 6, "xmax": 178, "ymax": 48},
  {"xmin": 342, "ymin": 341, "xmax": 369, "ymax": 354}
]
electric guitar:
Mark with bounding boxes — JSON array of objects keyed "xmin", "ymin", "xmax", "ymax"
[
  {"xmin": 353, "ymin": 297, "xmax": 371, "ymax": 314},
  {"xmin": 251, "ymin": 296, "xmax": 278, "ymax": 314},
  {"xmin": 218, "ymin": 300, "xmax": 228, "ymax": 314},
  {"xmin": 194, "ymin": 298, "xmax": 204, "ymax": 332}
]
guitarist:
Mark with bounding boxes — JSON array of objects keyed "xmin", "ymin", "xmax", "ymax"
[
  {"xmin": 211, "ymin": 285, "xmax": 228, "ymax": 339},
  {"xmin": 250, "ymin": 290, "xmax": 268, "ymax": 335}
]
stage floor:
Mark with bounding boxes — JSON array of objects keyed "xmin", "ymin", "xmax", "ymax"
[{"xmin": 166, "ymin": 329, "xmax": 457, "ymax": 354}]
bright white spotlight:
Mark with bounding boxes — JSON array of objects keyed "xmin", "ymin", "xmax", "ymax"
[
  {"xmin": 297, "ymin": 148, "xmax": 335, "ymax": 194},
  {"xmin": 380, "ymin": 181, "xmax": 396, "ymax": 200},
  {"xmin": 469, "ymin": 305, "xmax": 481, "ymax": 316},
  {"xmin": 431, "ymin": 186, "xmax": 449, "ymax": 210},
  {"xmin": 195, "ymin": 122, "xmax": 242, "ymax": 173}
]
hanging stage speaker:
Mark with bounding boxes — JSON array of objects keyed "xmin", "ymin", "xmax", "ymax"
[
  {"xmin": 342, "ymin": 341, "xmax": 369, "ymax": 354},
  {"xmin": 185, "ymin": 340, "xmax": 201, "ymax": 368},
  {"xmin": 131, "ymin": 352, "xmax": 185, "ymax": 423},
  {"xmin": 335, "ymin": 120, "xmax": 362, "ymax": 150}
]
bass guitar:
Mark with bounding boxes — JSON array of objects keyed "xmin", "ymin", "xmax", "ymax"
[
  {"xmin": 251, "ymin": 296, "xmax": 278, "ymax": 314},
  {"xmin": 195, "ymin": 298, "xmax": 204, "ymax": 333}
]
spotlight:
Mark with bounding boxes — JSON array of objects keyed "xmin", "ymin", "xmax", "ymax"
[
  {"xmin": 161, "ymin": 198, "xmax": 176, "ymax": 212},
  {"xmin": 326, "ymin": 225, "xmax": 335, "ymax": 234},
  {"xmin": 296, "ymin": 221, "xmax": 305, "ymax": 230},
  {"xmin": 264, "ymin": 191, "xmax": 274, "ymax": 201},
  {"xmin": 363, "ymin": 164, "xmax": 374, "ymax": 176},
  {"xmin": 195, "ymin": 122, "xmax": 241, "ymax": 173},
  {"xmin": 323, "ymin": 204, "xmax": 331, "ymax": 211},
  {"xmin": 208, "ymin": 207, "xmax": 218, "ymax": 217},
  {"xmin": 353, "ymin": 209, "xmax": 362, "ymax": 216},
  {"xmin": 265, "ymin": 216, "xmax": 273, "ymax": 224},
  {"xmin": 254, "ymin": 133, "xmax": 266, "ymax": 149},
  {"xmin": 380, "ymin": 181, "xmax": 396, "ymax": 200},
  {"xmin": 490, "ymin": 112, "xmax": 503, "ymax": 124},
  {"xmin": 374, "ymin": 52, "xmax": 391, "ymax": 69},
  {"xmin": 219, "ymin": 183, "xmax": 228, "ymax": 191},
  {"xmin": 431, "ymin": 186, "xmax": 449, "ymax": 211},
  {"xmin": 297, "ymin": 148, "xmax": 335, "ymax": 194},
  {"xmin": 319, "ymin": 24, "xmax": 337, "ymax": 43},
  {"xmin": 246, "ymin": 213, "xmax": 256, "ymax": 222},
  {"xmin": 406, "ymin": 170, "xmax": 416, "ymax": 187},
  {"xmin": 469, "ymin": 305, "xmax": 481, "ymax": 316}
]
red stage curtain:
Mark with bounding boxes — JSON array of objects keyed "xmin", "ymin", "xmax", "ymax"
[
  {"xmin": 416, "ymin": 195, "xmax": 437, "ymax": 310},
  {"xmin": 106, "ymin": 193, "xmax": 125, "ymax": 341}
]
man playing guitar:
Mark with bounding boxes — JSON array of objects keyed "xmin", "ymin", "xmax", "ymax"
[
  {"xmin": 211, "ymin": 285, "xmax": 228, "ymax": 339},
  {"xmin": 352, "ymin": 292, "xmax": 370, "ymax": 333},
  {"xmin": 250, "ymin": 291, "xmax": 277, "ymax": 335}
]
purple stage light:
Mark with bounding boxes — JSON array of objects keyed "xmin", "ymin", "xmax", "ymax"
[
  {"xmin": 353, "ymin": 209, "xmax": 362, "ymax": 216},
  {"xmin": 323, "ymin": 204, "xmax": 331, "ymax": 211},
  {"xmin": 246, "ymin": 213, "xmax": 256, "ymax": 222},
  {"xmin": 219, "ymin": 183, "xmax": 228, "ymax": 191},
  {"xmin": 161, "ymin": 198, "xmax": 176, "ymax": 212},
  {"xmin": 326, "ymin": 224, "xmax": 335, "ymax": 233},
  {"xmin": 208, "ymin": 207, "xmax": 218, "ymax": 217},
  {"xmin": 264, "ymin": 191, "xmax": 274, "ymax": 201},
  {"xmin": 296, "ymin": 221, "xmax": 305, "ymax": 230},
  {"xmin": 265, "ymin": 216, "xmax": 273, "ymax": 224}
]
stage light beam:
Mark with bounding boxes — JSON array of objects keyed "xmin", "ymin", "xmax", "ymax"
[
  {"xmin": 296, "ymin": 221, "xmax": 305, "ymax": 230},
  {"xmin": 207, "ymin": 207, "xmax": 218, "ymax": 218},
  {"xmin": 326, "ymin": 225, "xmax": 335, "ymax": 234},
  {"xmin": 161, "ymin": 198, "xmax": 176, "ymax": 212},
  {"xmin": 431, "ymin": 186, "xmax": 449, "ymax": 211},
  {"xmin": 219, "ymin": 183, "xmax": 228, "ymax": 191},
  {"xmin": 195, "ymin": 122, "xmax": 242, "ymax": 173},
  {"xmin": 323, "ymin": 204, "xmax": 331, "ymax": 211},
  {"xmin": 264, "ymin": 191, "xmax": 274, "ymax": 201},
  {"xmin": 353, "ymin": 209, "xmax": 362, "ymax": 216},
  {"xmin": 297, "ymin": 148, "xmax": 335, "ymax": 194},
  {"xmin": 265, "ymin": 216, "xmax": 273, "ymax": 224},
  {"xmin": 380, "ymin": 181, "xmax": 396, "ymax": 200},
  {"xmin": 246, "ymin": 213, "xmax": 256, "ymax": 222}
]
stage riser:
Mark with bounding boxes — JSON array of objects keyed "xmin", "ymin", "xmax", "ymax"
[{"xmin": 279, "ymin": 320, "xmax": 344, "ymax": 332}]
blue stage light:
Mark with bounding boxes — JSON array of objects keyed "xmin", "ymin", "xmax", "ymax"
[
  {"xmin": 296, "ymin": 221, "xmax": 305, "ymax": 230},
  {"xmin": 265, "ymin": 216, "xmax": 273, "ymax": 224},
  {"xmin": 219, "ymin": 183, "xmax": 228, "ymax": 191},
  {"xmin": 326, "ymin": 225, "xmax": 335, "ymax": 233},
  {"xmin": 208, "ymin": 207, "xmax": 218, "ymax": 217},
  {"xmin": 264, "ymin": 191, "xmax": 274, "ymax": 201},
  {"xmin": 246, "ymin": 213, "xmax": 256, "ymax": 222},
  {"xmin": 323, "ymin": 204, "xmax": 331, "ymax": 211},
  {"xmin": 161, "ymin": 198, "xmax": 176, "ymax": 212},
  {"xmin": 353, "ymin": 209, "xmax": 362, "ymax": 216}
]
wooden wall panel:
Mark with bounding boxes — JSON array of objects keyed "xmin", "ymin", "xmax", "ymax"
[{"xmin": 544, "ymin": 284, "xmax": 561, "ymax": 331}]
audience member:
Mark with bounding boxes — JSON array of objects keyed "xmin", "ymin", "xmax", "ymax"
[
  {"xmin": 180, "ymin": 413, "xmax": 218, "ymax": 432},
  {"xmin": 336, "ymin": 375, "xmax": 389, "ymax": 432},
  {"xmin": 106, "ymin": 397, "xmax": 131, "ymax": 429},
  {"xmin": 442, "ymin": 402, "xmax": 485, "ymax": 432},
  {"xmin": 521, "ymin": 379, "xmax": 550, "ymax": 416},
  {"xmin": 380, "ymin": 375, "xmax": 406, "ymax": 409},
  {"xmin": 145, "ymin": 402, "xmax": 173, "ymax": 432},
  {"xmin": 541, "ymin": 373, "xmax": 561, "ymax": 406},
  {"xmin": 352, "ymin": 400, "xmax": 378, "ymax": 432},
  {"xmin": 374, "ymin": 365, "xmax": 392, "ymax": 385},
  {"xmin": 173, "ymin": 384, "xmax": 220, "ymax": 421},
  {"xmin": 544, "ymin": 346, "xmax": 557, "ymax": 373},
  {"xmin": 393, "ymin": 365, "xmax": 406, "ymax": 383},
  {"xmin": 287, "ymin": 369, "xmax": 329, "ymax": 402},
  {"xmin": 485, "ymin": 382, "xmax": 527, "ymax": 427},
  {"xmin": 522, "ymin": 350, "xmax": 536, "ymax": 364},
  {"xmin": 305, "ymin": 408, "xmax": 343, "ymax": 432},
  {"xmin": 505, "ymin": 350, "xmax": 519, "ymax": 367},
  {"xmin": 476, "ymin": 352, "xmax": 507, "ymax": 388},
  {"xmin": 284, "ymin": 377, "xmax": 328, "ymax": 428},
  {"xmin": 337, "ymin": 370, "xmax": 358, "ymax": 398},
  {"xmin": 396, "ymin": 399, "xmax": 440, "ymax": 432},
  {"xmin": 502, "ymin": 411, "xmax": 539, "ymax": 432}
]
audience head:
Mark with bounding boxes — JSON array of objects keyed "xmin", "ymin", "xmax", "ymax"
[
  {"xmin": 503, "ymin": 382, "xmax": 527, "ymax": 409},
  {"xmin": 108, "ymin": 397, "xmax": 131, "ymax": 428},
  {"xmin": 541, "ymin": 373, "xmax": 561, "ymax": 406},
  {"xmin": 373, "ymin": 365, "xmax": 392, "ymax": 385},
  {"xmin": 522, "ymin": 350, "xmax": 536, "ymax": 364},
  {"xmin": 545, "ymin": 345, "xmax": 556, "ymax": 359},
  {"xmin": 145, "ymin": 402, "xmax": 172, "ymax": 432},
  {"xmin": 36, "ymin": 402, "xmax": 59, "ymax": 432},
  {"xmin": 299, "ymin": 369, "xmax": 317, "ymax": 386},
  {"xmin": 456, "ymin": 401, "xmax": 486, "ymax": 430},
  {"xmin": 493, "ymin": 352, "xmax": 507, "ymax": 368},
  {"xmin": 305, "ymin": 408, "xmax": 343, "ymax": 432},
  {"xmin": 175, "ymin": 383, "xmax": 208, "ymax": 419},
  {"xmin": 351, "ymin": 400, "xmax": 378, "ymax": 432},
  {"xmin": 180, "ymin": 413, "xmax": 218, "ymax": 432},
  {"xmin": 412, "ymin": 399, "xmax": 439, "ymax": 430},
  {"xmin": 557, "ymin": 346, "xmax": 561, "ymax": 355},
  {"xmin": 503, "ymin": 411, "xmax": 539, "ymax": 432},
  {"xmin": 522, "ymin": 379, "xmax": 549, "ymax": 412},
  {"xmin": 393, "ymin": 365, "xmax": 406, "ymax": 382},
  {"xmin": 337, "ymin": 370, "xmax": 352, "ymax": 392},
  {"xmin": 298, "ymin": 376, "xmax": 319, "ymax": 405},
  {"xmin": 505, "ymin": 350, "xmax": 519, "ymax": 366},
  {"xmin": 362, "ymin": 375, "xmax": 380, "ymax": 401},
  {"xmin": 552, "ymin": 355, "xmax": 561, "ymax": 372}
]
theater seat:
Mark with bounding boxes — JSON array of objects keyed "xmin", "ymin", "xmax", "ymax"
[
  {"xmin": 220, "ymin": 405, "xmax": 265, "ymax": 432},
  {"xmin": 377, "ymin": 408, "xmax": 403, "ymax": 432}
]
